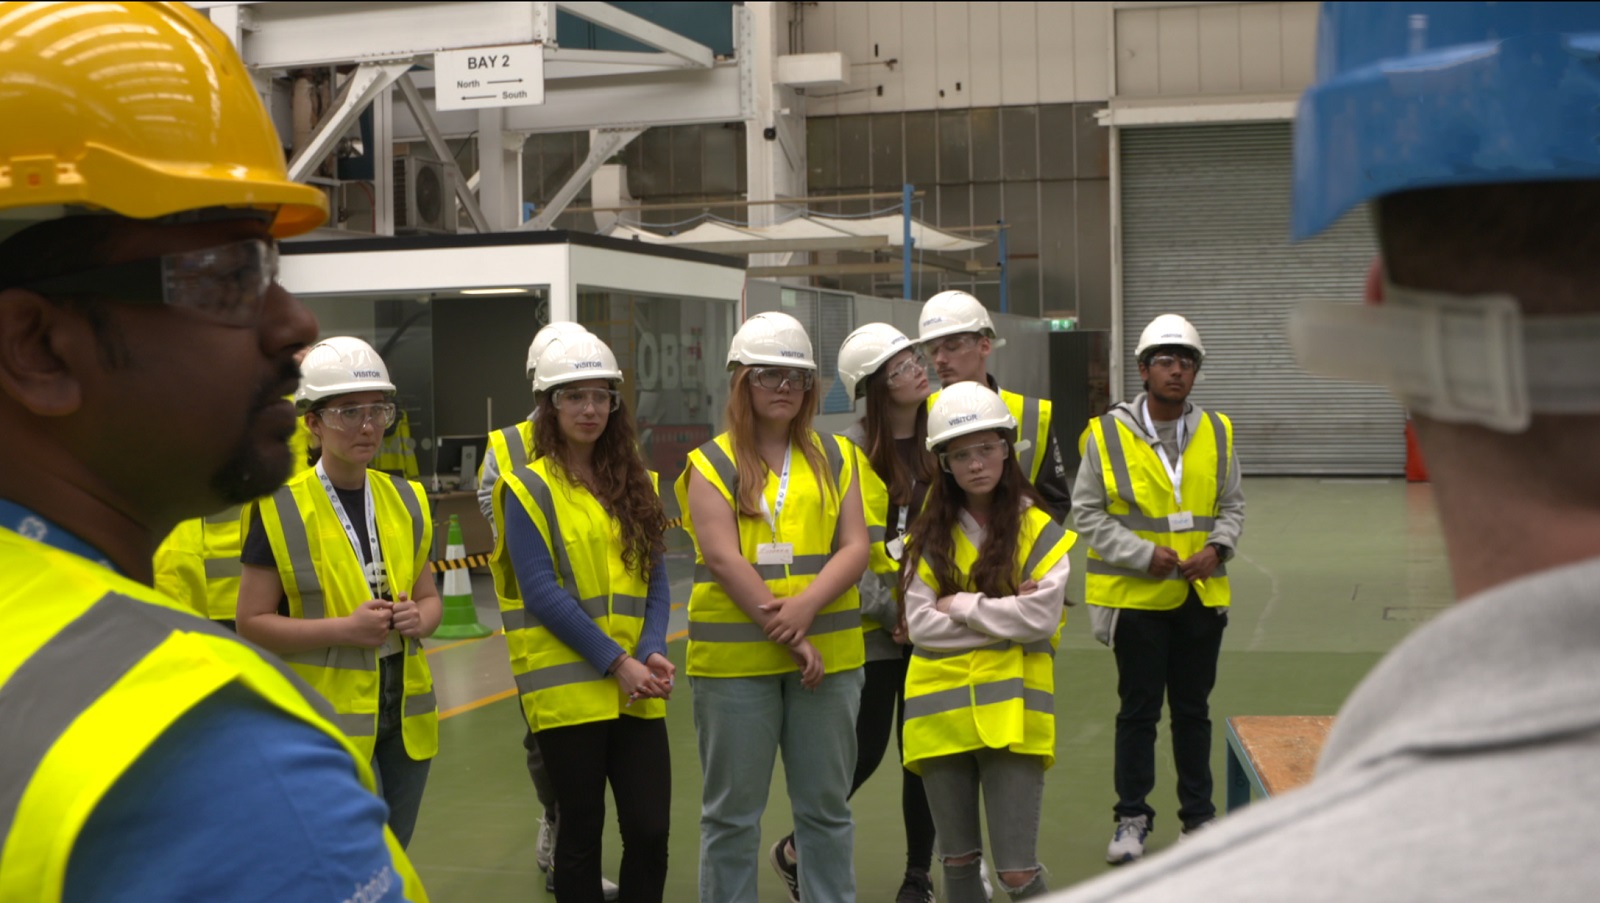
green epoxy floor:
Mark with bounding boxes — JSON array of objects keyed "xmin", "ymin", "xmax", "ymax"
[{"xmin": 410, "ymin": 478, "xmax": 1452, "ymax": 901}]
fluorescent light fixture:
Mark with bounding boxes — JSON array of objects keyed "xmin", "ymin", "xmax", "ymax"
[{"xmin": 458, "ymin": 287, "xmax": 529, "ymax": 295}]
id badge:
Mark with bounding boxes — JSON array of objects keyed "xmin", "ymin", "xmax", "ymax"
[
  {"xmin": 757, "ymin": 542, "xmax": 795, "ymax": 566},
  {"xmin": 885, "ymin": 536, "xmax": 905, "ymax": 562},
  {"xmin": 1168, "ymin": 511, "xmax": 1195, "ymax": 532}
]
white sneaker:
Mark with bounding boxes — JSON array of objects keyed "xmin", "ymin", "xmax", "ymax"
[
  {"xmin": 601, "ymin": 877, "xmax": 619, "ymax": 901},
  {"xmin": 1105, "ymin": 815, "xmax": 1151, "ymax": 864},
  {"xmin": 535, "ymin": 812, "xmax": 556, "ymax": 873},
  {"xmin": 980, "ymin": 858, "xmax": 994, "ymax": 900}
]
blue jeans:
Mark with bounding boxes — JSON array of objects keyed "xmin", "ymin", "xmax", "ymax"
[
  {"xmin": 693, "ymin": 667, "xmax": 865, "ymax": 903},
  {"xmin": 373, "ymin": 654, "xmax": 431, "ymax": 848}
]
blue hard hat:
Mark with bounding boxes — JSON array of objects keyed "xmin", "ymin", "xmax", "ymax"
[{"xmin": 1293, "ymin": 2, "xmax": 1600, "ymax": 240}]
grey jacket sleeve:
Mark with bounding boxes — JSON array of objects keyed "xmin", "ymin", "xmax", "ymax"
[
  {"xmin": 1033, "ymin": 427, "xmax": 1073, "ymax": 524},
  {"xmin": 1207, "ymin": 444, "xmax": 1245, "ymax": 554},
  {"xmin": 1071, "ymin": 431, "xmax": 1157, "ymax": 572},
  {"xmin": 857, "ymin": 568, "xmax": 900, "ymax": 625},
  {"xmin": 477, "ymin": 445, "xmax": 501, "ymax": 537}
]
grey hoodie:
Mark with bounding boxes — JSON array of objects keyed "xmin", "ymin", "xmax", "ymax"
[{"xmin": 1070, "ymin": 393, "xmax": 1244, "ymax": 577}]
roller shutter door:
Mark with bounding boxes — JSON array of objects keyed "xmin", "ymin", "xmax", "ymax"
[{"xmin": 1120, "ymin": 122, "xmax": 1403, "ymax": 475}]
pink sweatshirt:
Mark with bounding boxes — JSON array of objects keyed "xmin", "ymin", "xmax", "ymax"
[{"xmin": 904, "ymin": 506, "xmax": 1070, "ymax": 652}]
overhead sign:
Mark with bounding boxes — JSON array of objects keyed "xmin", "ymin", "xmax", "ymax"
[{"xmin": 433, "ymin": 43, "xmax": 545, "ymax": 111}]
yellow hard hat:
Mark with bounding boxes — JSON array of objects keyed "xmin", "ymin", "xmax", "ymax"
[{"xmin": 0, "ymin": 2, "xmax": 327, "ymax": 237}]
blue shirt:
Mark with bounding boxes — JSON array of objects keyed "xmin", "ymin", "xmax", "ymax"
[
  {"xmin": 63, "ymin": 685, "xmax": 408, "ymax": 903},
  {"xmin": 505, "ymin": 500, "xmax": 671, "ymax": 672}
]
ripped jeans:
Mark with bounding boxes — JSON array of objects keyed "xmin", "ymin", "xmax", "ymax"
[{"xmin": 920, "ymin": 748, "xmax": 1047, "ymax": 902}]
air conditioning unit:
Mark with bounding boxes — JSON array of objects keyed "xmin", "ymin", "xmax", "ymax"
[{"xmin": 393, "ymin": 152, "xmax": 457, "ymax": 234}]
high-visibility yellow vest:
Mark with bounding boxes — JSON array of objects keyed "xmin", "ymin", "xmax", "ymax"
[
  {"xmin": 1083, "ymin": 411, "xmax": 1234, "ymax": 611},
  {"xmin": 675, "ymin": 432, "xmax": 864, "ymax": 678},
  {"xmin": 0, "ymin": 529, "xmax": 429, "ymax": 902},
  {"xmin": 377, "ymin": 410, "xmax": 420, "ymax": 478},
  {"xmin": 928, "ymin": 385, "xmax": 1053, "ymax": 483},
  {"xmin": 249, "ymin": 468, "xmax": 439, "ymax": 760},
  {"xmin": 902, "ymin": 507, "xmax": 1074, "ymax": 773},
  {"xmin": 848, "ymin": 439, "xmax": 903, "ymax": 661},
  {"xmin": 484, "ymin": 419, "xmax": 537, "ymax": 601},
  {"xmin": 490, "ymin": 459, "xmax": 666, "ymax": 731}
]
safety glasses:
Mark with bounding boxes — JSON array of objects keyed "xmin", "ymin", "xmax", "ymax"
[
  {"xmin": 20, "ymin": 238, "xmax": 279, "ymax": 328},
  {"xmin": 318, "ymin": 402, "xmax": 398, "ymax": 432},
  {"xmin": 939, "ymin": 439, "xmax": 1009, "ymax": 472},
  {"xmin": 750, "ymin": 367, "xmax": 815, "ymax": 392},
  {"xmin": 553, "ymin": 387, "xmax": 621, "ymax": 412},
  {"xmin": 883, "ymin": 351, "xmax": 928, "ymax": 386}
]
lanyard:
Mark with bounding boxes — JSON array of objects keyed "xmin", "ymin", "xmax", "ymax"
[
  {"xmin": 757, "ymin": 444, "xmax": 793, "ymax": 540},
  {"xmin": 895, "ymin": 503, "xmax": 910, "ymax": 537},
  {"xmin": 315, "ymin": 461, "xmax": 386, "ymax": 596},
  {"xmin": 0, "ymin": 498, "xmax": 118, "ymax": 573},
  {"xmin": 1141, "ymin": 400, "xmax": 1189, "ymax": 507}
]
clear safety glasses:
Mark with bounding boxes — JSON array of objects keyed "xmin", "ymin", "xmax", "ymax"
[
  {"xmin": 318, "ymin": 402, "xmax": 398, "ymax": 432},
  {"xmin": 21, "ymin": 238, "xmax": 280, "ymax": 328},
  {"xmin": 883, "ymin": 351, "xmax": 928, "ymax": 387},
  {"xmin": 1147, "ymin": 353, "xmax": 1198, "ymax": 372},
  {"xmin": 553, "ymin": 387, "xmax": 621, "ymax": 412},
  {"xmin": 939, "ymin": 439, "xmax": 1009, "ymax": 472},
  {"xmin": 750, "ymin": 367, "xmax": 815, "ymax": 392},
  {"xmin": 923, "ymin": 333, "xmax": 981, "ymax": 357}
]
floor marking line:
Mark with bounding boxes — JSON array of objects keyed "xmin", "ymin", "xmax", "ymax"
[
  {"xmin": 1244, "ymin": 550, "xmax": 1282, "ymax": 652},
  {"xmin": 425, "ymin": 629, "xmax": 502, "ymax": 656},
  {"xmin": 440, "ymin": 687, "xmax": 518, "ymax": 720}
]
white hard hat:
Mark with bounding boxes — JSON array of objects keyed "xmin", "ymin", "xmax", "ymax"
[
  {"xmin": 527, "ymin": 321, "xmax": 593, "ymax": 380},
  {"xmin": 837, "ymin": 322, "xmax": 916, "ymax": 399},
  {"xmin": 918, "ymin": 290, "xmax": 1006, "ymax": 349},
  {"xmin": 1135, "ymin": 314, "xmax": 1205, "ymax": 364},
  {"xmin": 533, "ymin": 334, "xmax": 624, "ymax": 397},
  {"xmin": 926, "ymin": 382, "xmax": 1017, "ymax": 451},
  {"xmin": 727, "ymin": 311, "xmax": 816, "ymax": 371},
  {"xmin": 295, "ymin": 336, "xmax": 395, "ymax": 412}
]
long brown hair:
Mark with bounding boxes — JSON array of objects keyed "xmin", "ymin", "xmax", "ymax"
[
  {"xmin": 860, "ymin": 361, "xmax": 936, "ymax": 507},
  {"xmin": 900, "ymin": 429, "xmax": 1046, "ymax": 604},
  {"xmin": 725, "ymin": 366, "xmax": 833, "ymax": 518},
  {"xmin": 533, "ymin": 389, "xmax": 667, "ymax": 579}
]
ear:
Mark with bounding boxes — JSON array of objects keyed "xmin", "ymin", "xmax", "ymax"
[
  {"xmin": 978, "ymin": 336, "xmax": 992, "ymax": 357},
  {"xmin": 0, "ymin": 289, "xmax": 88, "ymax": 417}
]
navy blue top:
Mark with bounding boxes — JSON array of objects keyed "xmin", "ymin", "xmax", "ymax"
[
  {"xmin": 64, "ymin": 685, "xmax": 407, "ymax": 902},
  {"xmin": 504, "ymin": 500, "xmax": 670, "ymax": 673}
]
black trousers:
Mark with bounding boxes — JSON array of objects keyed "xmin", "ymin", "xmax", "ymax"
[
  {"xmin": 1111, "ymin": 589, "xmax": 1227, "ymax": 830},
  {"xmin": 537, "ymin": 715, "xmax": 671, "ymax": 903},
  {"xmin": 848, "ymin": 649, "xmax": 937, "ymax": 873}
]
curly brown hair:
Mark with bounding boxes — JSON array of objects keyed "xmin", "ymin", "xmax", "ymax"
[
  {"xmin": 533, "ymin": 389, "xmax": 667, "ymax": 580},
  {"xmin": 899, "ymin": 429, "xmax": 1045, "ymax": 606}
]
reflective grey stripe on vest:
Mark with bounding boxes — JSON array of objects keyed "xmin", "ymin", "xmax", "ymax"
[
  {"xmin": 203, "ymin": 557, "xmax": 242, "ymax": 581},
  {"xmin": 501, "ymin": 425, "xmax": 529, "ymax": 470},
  {"xmin": 333, "ymin": 711, "xmax": 376, "ymax": 738},
  {"xmin": 698, "ymin": 440, "xmax": 740, "ymax": 497},
  {"xmin": 694, "ymin": 554, "xmax": 831, "ymax": 584},
  {"xmin": 386, "ymin": 474, "xmax": 424, "ymax": 559},
  {"xmin": 0, "ymin": 593, "xmax": 342, "ymax": 838},
  {"xmin": 203, "ymin": 505, "xmax": 243, "ymax": 526},
  {"xmin": 516, "ymin": 468, "xmax": 581, "ymax": 598},
  {"xmin": 913, "ymin": 638, "xmax": 1055, "ymax": 660},
  {"xmin": 1097, "ymin": 414, "xmax": 1143, "ymax": 516},
  {"xmin": 404, "ymin": 689, "xmax": 438, "ymax": 717},
  {"xmin": 282, "ymin": 644, "xmax": 379, "ymax": 672},
  {"xmin": 1022, "ymin": 520, "xmax": 1069, "ymax": 577},
  {"xmin": 688, "ymin": 607, "xmax": 861, "ymax": 644},
  {"xmin": 867, "ymin": 525, "xmax": 886, "ymax": 544},
  {"xmin": 1017, "ymin": 394, "xmax": 1041, "ymax": 478},
  {"xmin": 515, "ymin": 659, "xmax": 604, "ymax": 695},
  {"xmin": 902, "ymin": 677, "xmax": 1053, "ymax": 720},
  {"xmin": 823, "ymin": 435, "xmax": 846, "ymax": 552},
  {"xmin": 1208, "ymin": 411, "xmax": 1229, "ymax": 498},
  {"xmin": 1085, "ymin": 559, "xmax": 1228, "ymax": 581},
  {"xmin": 500, "ymin": 592, "xmax": 646, "ymax": 631},
  {"xmin": 268, "ymin": 484, "xmax": 325, "ymax": 620}
]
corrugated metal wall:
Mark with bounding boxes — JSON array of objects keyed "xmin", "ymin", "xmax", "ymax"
[{"xmin": 1119, "ymin": 123, "xmax": 1404, "ymax": 475}]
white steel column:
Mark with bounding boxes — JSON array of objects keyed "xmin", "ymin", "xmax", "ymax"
[
  {"xmin": 743, "ymin": 3, "xmax": 806, "ymax": 274},
  {"xmin": 476, "ymin": 109, "xmax": 529, "ymax": 231}
]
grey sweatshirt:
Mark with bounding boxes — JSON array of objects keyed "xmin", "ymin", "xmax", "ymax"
[
  {"xmin": 1039, "ymin": 554, "xmax": 1600, "ymax": 902},
  {"xmin": 1070, "ymin": 393, "xmax": 1244, "ymax": 575}
]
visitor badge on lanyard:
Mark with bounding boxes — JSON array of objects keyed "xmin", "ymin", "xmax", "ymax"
[
  {"xmin": 316, "ymin": 461, "xmax": 388, "ymax": 596},
  {"xmin": 885, "ymin": 503, "xmax": 910, "ymax": 561},
  {"xmin": 1142, "ymin": 400, "xmax": 1194, "ymax": 532},
  {"xmin": 757, "ymin": 444, "xmax": 796, "ymax": 566}
]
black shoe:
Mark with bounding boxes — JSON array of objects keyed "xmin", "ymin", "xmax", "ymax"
[
  {"xmin": 545, "ymin": 869, "xmax": 556, "ymax": 894},
  {"xmin": 768, "ymin": 833, "xmax": 799, "ymax": 903},
  {"xmin": 896, "ymin": 868, "xmax": 936, "ymax": 903}
]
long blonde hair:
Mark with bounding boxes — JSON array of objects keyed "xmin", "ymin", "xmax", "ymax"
[{"xmin": 725, "ymin": 366, "xmax": 835, "ymax": 517}]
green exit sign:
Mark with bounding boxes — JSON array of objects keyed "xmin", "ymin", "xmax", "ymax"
[{"xmin": 1048, "ymin": 318, "xmax": 1078, "ymax": 331}]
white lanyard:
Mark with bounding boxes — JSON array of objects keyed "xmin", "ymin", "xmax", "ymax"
[
  {"xmin": 316, "ymin": 461, "xmax": 386, "ymax": 596},
  {"xmin": 894, "ymin": 503, "xmax": 910, "ymax": 537},
  {"xmin": 757, "ymin": 444, "xmax": 793, "ymax": 540},
  {"xmin": 1141, "ymin": 400, "xmax": 1189, "ymax": 507}
]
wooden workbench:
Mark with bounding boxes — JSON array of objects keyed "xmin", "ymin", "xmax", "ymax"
[{"xmin": 1224, "ymin": 715, "xmax": 1336, "ymax": 811}]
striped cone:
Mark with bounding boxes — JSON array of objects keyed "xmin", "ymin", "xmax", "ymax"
[{"xmin": 433, "ymin": 514, "xmax": 492, "ymax": 639}]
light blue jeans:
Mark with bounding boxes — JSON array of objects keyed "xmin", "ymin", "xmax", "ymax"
[{"xmin": 693, "ymin": 667, "xmax": 865, "ymax": 903}]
